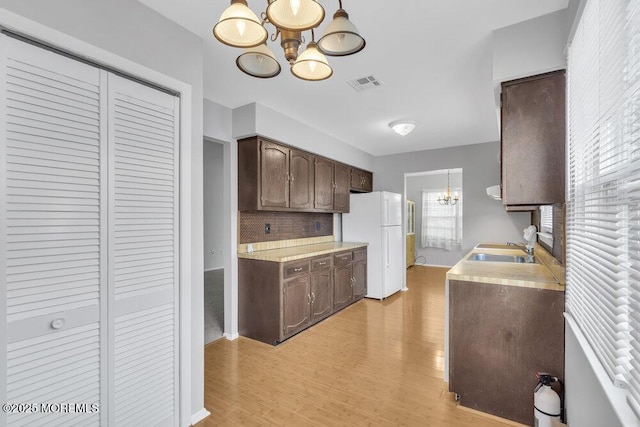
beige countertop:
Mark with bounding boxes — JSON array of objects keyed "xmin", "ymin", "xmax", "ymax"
[
  {"xmin": 238, "ymin": 241, "xmax": 368, "ymax": 262},
  {"xmin": 446, "ymin": 243, "xmax": 565, "ymax": 291}
]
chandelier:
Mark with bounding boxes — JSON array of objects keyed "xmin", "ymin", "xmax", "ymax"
[
  {"xmin": 438, "ymin": 170, "xmax": 459, "ymax": 206},
  {"xmin": 213, "ymin": 0, "xmax": 366, "ymax": 81}
]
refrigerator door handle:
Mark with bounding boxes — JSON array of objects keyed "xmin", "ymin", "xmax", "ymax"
[{"xmin": 385, "ymin": 229, "xmax": 390, "ymax": 268}]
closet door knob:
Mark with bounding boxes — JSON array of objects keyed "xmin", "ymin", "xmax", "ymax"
[{"xmin": 51, "ymin": 318, "xmax": 66, "ymax": 330}]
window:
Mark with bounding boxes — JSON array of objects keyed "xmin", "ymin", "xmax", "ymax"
[
  {"xmin": 538, "ymin": 205, "xmax": 554, "ymax": 247},
  {"xmin": 420, "ymin": 189, "xmax": 462, "ymax": 251},
  {"xmin": 566, "ymin": 0, "xmax": 640, "ymax": 417}
]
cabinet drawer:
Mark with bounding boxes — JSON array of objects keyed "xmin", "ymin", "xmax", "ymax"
[
  {"xmin": 283, "ymin": 260, "xmax": 310, "ymax": 279},
  {"xmin": 334, "ymin": 252, "xmax": 352, "ymax": 266},
  {"xmin": 353, "ymin": 248, "xmax": 367, "ymax": 261},
  {"xmin": 311, "ymin": 256, "xmax": 332, "ymax": 271}
]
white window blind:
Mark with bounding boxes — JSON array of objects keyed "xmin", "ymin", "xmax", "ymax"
[
  {"xmin": 566, "ymin": 0, "xmax": 640, "ymax": 417},
  {"xmin": 420, "ymin": 189, "xmax": 462, "ymax": 251}
]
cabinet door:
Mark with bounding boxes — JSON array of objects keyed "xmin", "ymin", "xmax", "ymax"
[
  {"xmin": 352, "ymin": 259, "xmax": 367, "ymax": 301},
  {"xmin": 333, "ymin": 163, "xmax": 350, "ymax": 212},
  {"xmin": 314, "ymin": 157, "xmax": 334, "ymax": 210},
  {"xmin": 310, "ymin": 268, "xmax": 332, "ymax": 322},
  {"xmin": 282, "ymin": 275, "xmax": 311, "ymax": 338},
  {"xmin": 333, "ymin": 264, "xmax": 353, "ymax": 311},
  {"xmin": 260, "ymin": 141, "xmax": 289, "ymax": 208},
  {"xmin": 289, "ymin": 149, "xmax": 313, "ymax": 210},
  {"xmin": 501, "ymin": 71, "xmax": 565, "ymax": 207},
  {"xmin": 350, "ymin": 168, "xmax": 373, "ymax": 192}
]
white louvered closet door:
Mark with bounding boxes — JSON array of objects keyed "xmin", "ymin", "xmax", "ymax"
[
  {"xmin": 107, "ymin": 74, "xmax": 179, "ymax": 427},
  {"xmin": 1, "ymin": 35, "xmax": 180, "ymax": 427},
  {"xmin": 0, "ymin": 35, "xmax": 106, "ymax": 426}
]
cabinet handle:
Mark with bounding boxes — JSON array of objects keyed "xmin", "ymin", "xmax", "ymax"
[
  {"xmin": 290, "ymin": 173, "xmax": 295, "ymax": 182},
  {"xmin": 311, "ymin": 292, "xmax": 315, "ymax": 303},
  {"xmin": 294, "ymin": 267, "xmax": 303, "ymax": 272},
  {"xmin": 318, "ymin": 261, "xmax": 326, "ymax": 266},
  {"xmin": 308, "ymin": 294, "xmax": 311, "ymax": 304}
]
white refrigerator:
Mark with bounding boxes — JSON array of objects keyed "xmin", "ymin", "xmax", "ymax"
[{"xmin": 342, "ymin": 191, "xmax": 404, "ymax": 299}]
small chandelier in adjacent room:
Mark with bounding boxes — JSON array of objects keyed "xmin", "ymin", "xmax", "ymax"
[
  {"xmin": 213, "ymin": 0, "xmax": 365, "ymax": 81},
  {"xmin": 438, "ymin": 170, "xmax": 459, "ymax": 205}
]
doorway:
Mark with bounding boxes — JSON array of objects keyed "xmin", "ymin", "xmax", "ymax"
[
  {"xmin": 203, "ymin": 140, "xmax": 225, "ymax": 343},
  {"xmin": 404, "ymin": 168, "xmax": 463, "ymax": 269}
]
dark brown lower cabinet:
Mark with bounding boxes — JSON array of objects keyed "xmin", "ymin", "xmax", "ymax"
[
  {"xmin": 352, "ymin": 249, "xmax": 367, "ymax": 300},
  {"xmin": 310, "ymin": 258, "xmax": 332, "ymax": 322},
  {"xmin": 283, "ymin": 274, "xmax": 311, "ymax": 338},
  {"xmin": 333, "ymin": 252, "xmax": 353, "ymax": 312},
  {"xmin": 239, "ymin": 248, "xmax": 367, "ymax": 345},
  {"xmin": 448, "ymin": 279, "xmax": 564, "ymax": 425}
]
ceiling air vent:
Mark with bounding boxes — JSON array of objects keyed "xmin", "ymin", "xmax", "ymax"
[{"xmin": 347, "ymin": 75, "xmax": 382, "ymax": 92}]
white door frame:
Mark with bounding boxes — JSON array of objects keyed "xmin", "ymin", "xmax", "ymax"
[{"xmin": 0, "ymin": 8, "xmax": 196, "ymax": 427}]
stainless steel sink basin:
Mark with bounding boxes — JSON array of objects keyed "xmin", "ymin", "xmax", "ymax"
[{"xmin": 468, "ymin": 253, "xmax": 537, "ymax": 263}]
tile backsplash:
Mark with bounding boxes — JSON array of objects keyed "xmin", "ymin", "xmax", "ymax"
[{"xmin": 239, "ymin": 211, "xmax": 333, "ymax": 244}]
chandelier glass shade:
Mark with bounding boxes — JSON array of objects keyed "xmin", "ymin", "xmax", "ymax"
[
  {"xmin": 213, "ymin": 0, "xmax": 365, "ymax": 80},
  {"xmin": 317, "ymin": 8, "xmax": 365, "ymax": 56},
  {"xmin": 389, "ymin": 120, "xmax": 416, "ymax": 136},
  {"xmin": 236, "ymin": 43, "xmax": 282, "ymax": 78},
  {"xmin": 438, "ymin": 170, "xmax": 459, "ymax": 206},
  {"xmin": 266, "ymin": 0, "xmax": 325, "ymax": 31},
  {"xmin": 291, "ymin": 41, "xmax": 332, "ymax": 80},
  {"xmin": 213, "ymin": 0, "xmax": 268, "ymax": 48}
]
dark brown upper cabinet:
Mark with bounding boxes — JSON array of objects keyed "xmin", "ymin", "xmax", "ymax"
[
  {"xmin": 313, "ymin": 158, "xmax": 350, "ymax": 213},
  {"xmin": 500, "ymin": 70, "xmax": 566, "ymax": 211},
  {"xmin": 239, "ymin": 135, "xmax": 369, "ymax": 212},
  {"xmin": 350, "ymin": 167, "xmax": 373, "ymax": 192},
  {"xmin": 238, "ymin": 137, "xmax": 314, "ymax": 211}
]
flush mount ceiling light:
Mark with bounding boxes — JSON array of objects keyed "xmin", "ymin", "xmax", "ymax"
[
  {"xmin": 389, "ymin": 120, "xmax": 416, "ymax": 136},
  {"xmin": 213, "ymin": 0, "xmax": 365, "ymax": 80}
]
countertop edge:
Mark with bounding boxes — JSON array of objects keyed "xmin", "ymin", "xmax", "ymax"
[{"xmin": 238, "ymin": 242, "xmax": 368, "ymax": 262}]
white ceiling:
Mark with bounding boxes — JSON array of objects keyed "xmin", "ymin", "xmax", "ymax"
[{"xmin": 138, "ymin": 0, "xmax": 569, "ymax": 156}]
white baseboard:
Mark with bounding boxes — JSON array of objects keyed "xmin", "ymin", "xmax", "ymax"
[
  {"xmin": 401, "ymin": 287, "xmax": 409, "ymax": 291},
  {"xmin": 190, "ymin": 408, "xmax": 211, "ymax": 425},
  {"xmin": 223, "ymin": 332, "xmax": 239, "ymax": 341},
  {"xmin": 413, "ymin": 263, "xmax": 453, "ymax": 269},
  {"xmin": 204, "ymin": 267, "xmax": 223, "ymax": 272}
]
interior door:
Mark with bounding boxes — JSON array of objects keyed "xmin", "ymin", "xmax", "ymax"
[
  {"xmin": 1, "ymin": 35, "xmax": 106, "ymax": 426},
  {"xmin": 0, "ymin": 35, "xmax": 180, "ymax": 427},
  {"xmin": 108, "ymin": 74, "xmax": 179, "ymax": 427}
]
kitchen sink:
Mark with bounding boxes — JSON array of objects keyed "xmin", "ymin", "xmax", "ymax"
[{"xmin": 468, "ymin": 253, "xmax": 537, "ymax": 263}]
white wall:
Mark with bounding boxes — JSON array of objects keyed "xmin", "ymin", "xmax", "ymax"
[
  {"xmin": 0, "ymin": 0, "xmax": 207, "ymax": 423},
  {"xmin": 374, "ymin": 141, "xmax": 530, "ymax": 267},
  {"xmin": 233, "ymin": 102, "xmax": 375, "ymax": 171},
  {"xmin": 203, "ymin": 142, "xmax": 224, "ymax": 270}
]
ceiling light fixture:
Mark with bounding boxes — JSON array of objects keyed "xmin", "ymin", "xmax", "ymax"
[
  {"xmin": 389, "ymin": 120, "xmax": 416, "ymax": 136},
  {"xmin": 213, "ymin": 0, "xmax": 365, "ymax": 80}
]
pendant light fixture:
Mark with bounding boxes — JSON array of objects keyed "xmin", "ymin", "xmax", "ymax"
[
  {"xmin": 236, "ymin": 43, "xmax": 282, "ymax": 78},
  {"xmin": 213, "ymin": 0, "xmax": 365, "ymax": 80},
  {"xmin": 291, "ymin": 30, "xmax": 333, "ymax": 81},
  {"xmin": 266, "ymin": 0, "xmax": 325, "ymax": 31},
  {"xmin": 317, "ymin": 0, "xmax": 366, "ymax": 56},
  {"xmin": 213, "ymin": 0, "xmax": 268, "ymax": 48},
  {"xmin": 438, "ymin": 170, "xmax": 460, "ymax": 206}
]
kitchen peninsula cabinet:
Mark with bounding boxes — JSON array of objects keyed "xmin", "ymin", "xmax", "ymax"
[
  {"xmin": 238, "ymin": 247, "xmax": 367, "ymax": 345},
  {"xmin": 238, "ymin": 137, "xmax": 314, "ymax": 211},
  {"xmin": 501, "ymin": 70, "xmax": 565, "ymax": 210},
  {"xmin": 350, "ymin": 167, "xmax": 373, "ymax": 192},
  {"xmin": 448, "ymin": 279, "xmax": 564, "ymax": 425}
]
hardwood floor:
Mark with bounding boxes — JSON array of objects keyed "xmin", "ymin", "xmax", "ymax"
[{"xmin": 197, "ymin": 266, "xmax": 519, "ymax": 426}]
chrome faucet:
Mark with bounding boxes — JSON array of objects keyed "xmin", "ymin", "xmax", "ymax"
[{"xmin": 507, "ymin": 242, "xmax": 535, "ymax": 262}]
